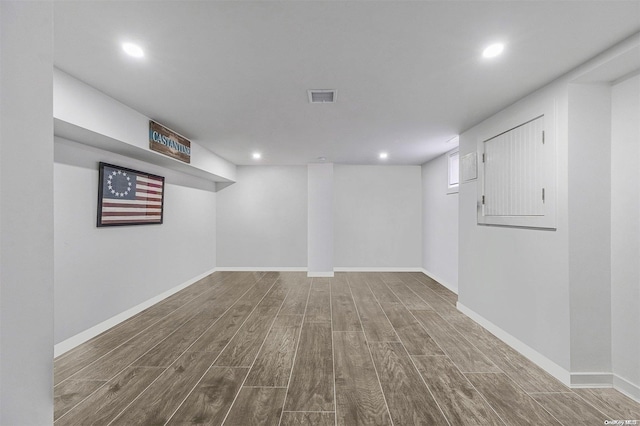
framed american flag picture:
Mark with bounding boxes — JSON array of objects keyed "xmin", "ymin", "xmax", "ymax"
[{"xmin": 97, "ymin": 162, "xmax": 165, "ymax": 227}]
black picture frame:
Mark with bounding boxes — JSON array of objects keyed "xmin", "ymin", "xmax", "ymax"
[{"xmin": 97, "ymin": 162, "xmax": 165, "ymax": 227}]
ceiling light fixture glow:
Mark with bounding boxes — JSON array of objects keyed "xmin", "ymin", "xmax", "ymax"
[
  {"xmin": 482, "ymin": 43, "xmax": 504, "ymax": 58},
  {"xmin": 122, "ymin": 42, "xmax": 144, "ymax": 58},
  {"xmin": 252, "ymin": 152, "xmax": 261, "ymax": 160},
  {"xmin": 379, "ymin": 152, "xmax": 388, "ymax": 160}
]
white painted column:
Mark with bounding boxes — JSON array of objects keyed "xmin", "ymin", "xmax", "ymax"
[
  {"xmin": 0, "ymin": 2, "xmax": 55, "ymax": 423},
  {"xmin": 567, "ymin": 83, "xmax": 612, "ymax": 380},
  {"xmin": 307, "ymin": 163, "xmax": 334, "ymax": 277},
  {"xmin": 611, "ymin": 75, "xmax": 640, "ymax": 399}
]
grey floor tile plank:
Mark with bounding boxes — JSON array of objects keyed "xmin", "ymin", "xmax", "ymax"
[
  {"xmin": 272, "ymin": 313, "xmax": 304, "ymax": 328},
  {"xmin": 305, "ymin": 280, "xmax": 331, "ymax": 323},
  {"xmin": 573, "ymin": 388, "xmax": 640, "ymax": 420},
  {"xmin": 284, "ymin": 322, "xmax": 334, "ymax": 412},
  {"xmin": 331, "ymin": 279, "xmax": 362, "ymax": 332},
  {"xmin": 347, "ymin": 275, "xmax": 398, "ymax": 342},
  {"xmin": 166, "ymin": 366, "xmax": 248, "ymax": 425},
  {"xmin": 214, "ymin": 304, "xmax": 284, "ymax": 367},
  {"xmin": 366, "ymin": 275, "xmax": 402, "ymax": 304},
  {"xmin": 188, "ymin": 300, "xmax": 259, "ymax": 354},
  {"xmin": 278, "ymin": 278, "xmax": 312, "ymax": 316},
  {"xmin": 412, "ymin": 356, "xmax": 505, "ymax": 425},
  {"xmin": 188, "ymin": 275, "xmax": 279, "ymax": 353},
  {"xmin": 223, "ymin": 387, "xmax": 287, "ymax": 425},
  {"xmin": 532, "ymin": 392, "xmax": 610, "ymax": 424},
  {"xmin": 134, "ymin": 312, "xmax": 220, "ymax": 367},
  {"xmin": 400, "ymin": 275, "xmax": 462, "ymax": 320},
  {"xmin": 408, "ymin": 272, "xmax": 448, "ymax": 293},
  {"xmin": 368, "ymin": 341, "xmax": 448, "ymax": 425},
  {"xmin": 334, "ymin": 332, "xmax": 392, "ymax": 426},
  {"xmin": 385, "ymin": 280, "xmax": 434, "ymax": 310},
  {"xmin": 378, "ymin": 272, "xmax": 405, "ymax": 284},
  {"xmin": 169, "ymin": 271, "xmax": 260, "ymax": 319},
  {"xmin": 54, "ymin": 311, "xmax": 165, "ymax": 385},
  {"xmin": 465, "ymin": 372, "xmax": 561, "ymax": 425},
  {"xmin": 215, "ymin": 283, "xmax": 289, "ymax": 367},
  {"xmin": 53, "ymin": 379, "xmax": 106, "ymax": 421},
  {"xmin": 411, "ymin": 309, "xmax": 499, "ymax": 373},
  {"xmin": 449, "ymin": 316, "xmax": 569, "ymax": 393},
  {"xmin": 280, "ymin": 412, "xmax": 335, "ymax": 426},
  {"xmin": 380, "ymin": 302, "xmax": 444, "ymax": 356},
  {"xmin": 55, "ymin": 366, "xmax": 164, "ymax": 426},
  {"xmin": 68, "ymin": 312, "xmax": 192, "ymax": 381},
  {"xmin": 109, "ymin": 351, "xmax": 217, "ymax": 425},
  {"xmin": 245, "ymin": 317, "xmax": 302, "ymax": 387}
]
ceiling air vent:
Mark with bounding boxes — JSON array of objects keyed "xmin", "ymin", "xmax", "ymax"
[{"xmin": 308, "ymin": 89, "xmax": 337, "ymax": 103}]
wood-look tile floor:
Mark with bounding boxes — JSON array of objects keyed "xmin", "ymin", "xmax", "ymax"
[{"xmin": 54, "ymin": 271, "xmax": 640, "ymax": 425}]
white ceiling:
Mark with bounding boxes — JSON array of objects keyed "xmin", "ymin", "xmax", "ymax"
[{"xmin": 53, "ymin": 1, "xmax": 640, "ymax": 165}]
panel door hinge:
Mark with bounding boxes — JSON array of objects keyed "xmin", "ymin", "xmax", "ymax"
[
  {"xmin": 542, "ymin": 188, "xmax": 545, "ymax": 203},
  {"xmin": 482, "ymin": 153, "xmax": 485, "ymax": 163},
  {"xmin": 542, "ymin": 130, "xmax": 545, "ymax": 144},
  {"xmin": 482, "ymin": 195, "xmax": 485, "ymax": 205}
]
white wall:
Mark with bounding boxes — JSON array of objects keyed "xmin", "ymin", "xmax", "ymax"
[
  {"xmin": 334, "ymin": 165, "xmax": 421, "ymax": 269},
  {"xmin": 422, "ymin": 153, "xmax": 459, "ymax": 291},
  {"xmin": 458, "ymin": 81, "xmax": 572, "ymax": 374},
  {"xmin": 216, "ymin": 166, "xmax": 307, "ymax": 268},
  {"xmin": 217, "ymin": 165, "xmax": 421, "ymax": 271},
  {"xmin": 567, "ymin": 83, "xmax": 612, "ymax": 376},
  {"xmin": 611, "ymin": 74, "xmax": 640, "ymax": 396},
  {"xmin": 54, "ymin": 138, "xmax": 217, "ymax": 344},
  {"xmin": 0, "ymin": 2, "xmax": 54, "ymax": 423}
]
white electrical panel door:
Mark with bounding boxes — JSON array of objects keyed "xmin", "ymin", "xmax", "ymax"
[{"xmin": 483, "ymin": 116, "xmax": 545, "ymax": 217}]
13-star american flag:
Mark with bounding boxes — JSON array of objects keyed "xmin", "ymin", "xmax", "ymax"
[{"xmin": 97, "ymin": 162, "xmax": 165, "ymax": 226}]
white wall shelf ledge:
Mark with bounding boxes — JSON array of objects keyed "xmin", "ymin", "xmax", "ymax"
[
  {"xmin": 53, "ymin": 68, "xmax": 236, "ymax": 186},
  {"xmin": 54, "ymin": 119, "xmax": 233, "ymax": 184}
]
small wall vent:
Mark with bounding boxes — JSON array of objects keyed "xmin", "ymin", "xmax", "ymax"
[{"xmin": 308, "ymin": 89, "xmax": 337, "ymax": 103}]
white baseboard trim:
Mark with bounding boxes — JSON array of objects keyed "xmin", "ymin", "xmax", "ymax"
[
  {"xmin": 334, "ymin": 267, "xmax": 423, "ymax": 272},
  {"xmin": 307, "ymin": 272, "xmax": 335, "ymax": 277},
  {"xmin": 215, "ymin": 267, "xmax": 307, "ymax": 272},
  {"xmin": 216, "ymin": 267, "xmax": 424, "ymax": 273},
  {"xmin": 613, "ymin": 374, "xmax": 640, "ymax": 402},
  {"xmin": 569, "ymin": 373, "xmax": 640, "ymax": 402},
  {"xmin": 54, "ymin": 267, "xmax": 217, "ymax": 358},
  {"xmin": 420, "ymin": 268, "xmax": 458, "ymax": 294},
  {"xmin": 570, "ymin": 372, "xmax": 613, "ymax": 387},
  {"xmin": 216, "ymin": 267, "xmax": 424, "ymax": 274},
  {"xmin": 457, "ymin": 302, "xmax": 571, "ymax": 387}
]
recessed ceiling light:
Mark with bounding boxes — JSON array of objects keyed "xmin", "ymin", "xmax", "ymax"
[
  {"xmin": 252, "ymin": 152, "xmax": 261, "ymax": 160},
  {"xmin": 379, "ymin": 152, "xmax": 388, "ymax": 159},
  {"xmin": 317, "ymin": 156, "xmax": 326, "ymax": 161},
  {"xmin": 122, "ymin": 42, "xmax": 144, "ymax": 58},
  {"xmin": 482, "ymin": 43, "xmax": 504, "ymax": 59}
]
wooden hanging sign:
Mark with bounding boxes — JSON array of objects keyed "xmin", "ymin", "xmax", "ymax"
[{"xmin": 149, "ymin": 120, "xmax": 191, "ymax": 163}]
